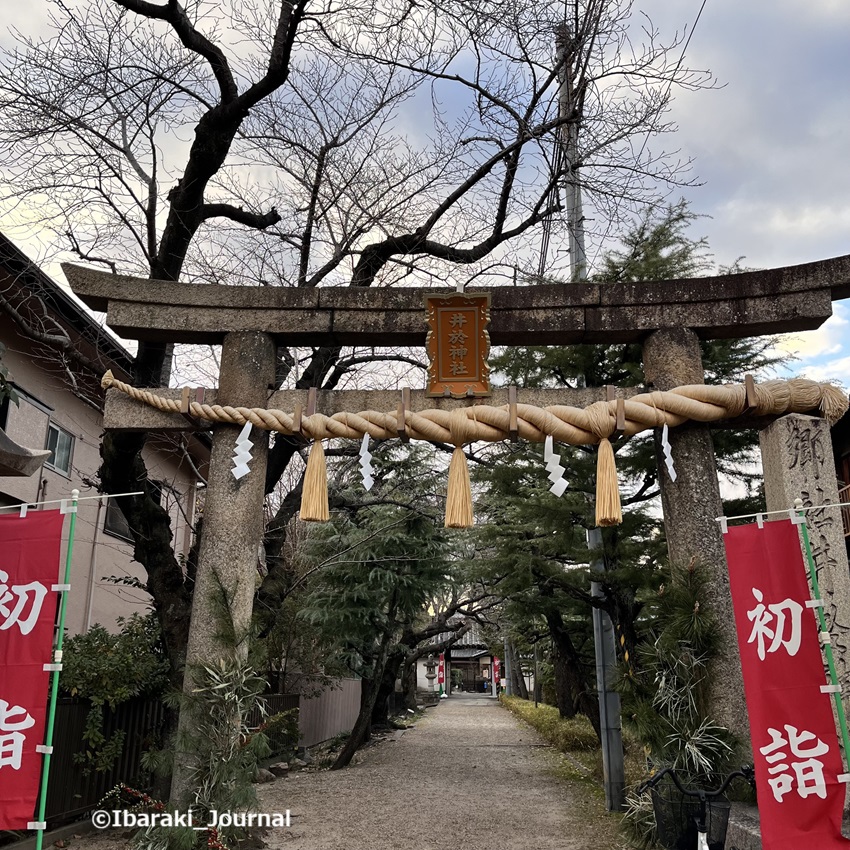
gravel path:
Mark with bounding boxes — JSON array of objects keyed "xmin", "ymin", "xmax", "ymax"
[
  {"xmin": 258, "ymin": 694, "xmax": 608, "ymax": 850},
  {"xmin": 80, "ymin": 694, "xmax": 615, "ymax": 850}
]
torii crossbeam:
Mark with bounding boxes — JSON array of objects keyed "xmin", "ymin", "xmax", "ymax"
[{"xmin": 64, "ymin": 254, "xmax": 850, "ymax": 345}]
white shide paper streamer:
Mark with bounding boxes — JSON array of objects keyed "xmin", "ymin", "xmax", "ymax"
[{"xmin": 543, "ymin": 435, "xmax": 568, "ymax": 497}]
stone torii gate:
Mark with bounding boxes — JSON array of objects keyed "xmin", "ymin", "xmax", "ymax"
[{"xmin": 64, "ymin": 255, "xmax": 850, "ymax": 794}]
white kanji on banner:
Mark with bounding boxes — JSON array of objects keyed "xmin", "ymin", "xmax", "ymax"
[
  {"xmin": 0, "ymin": 570, "xmax": 48, "ymax": 635},
  {"xmin": 746, "ymin": 587, "xmax": 804, "ymax": 661},
  {"xmin": 760, "ymin": 724, "xmax": 831, "ymax": 802},
  {"xmin": 0, "ymin": 699, "xmax": 35, "ymax": 771}
]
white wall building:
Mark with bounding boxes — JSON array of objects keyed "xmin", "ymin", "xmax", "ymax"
[{"xmin": 0, "ymin": 234, "xmax": 208, "ymax": 633}]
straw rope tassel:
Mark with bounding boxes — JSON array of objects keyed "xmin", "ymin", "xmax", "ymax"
[
  {"xmin": 445, "ymin": 409, "xmax": 474, "ymax": 528},
  {"xmin": 300, "ymin": 439, "xmax": 329, "ymax": 522},
  {"xmin": 445, "ymin": 446, "xmax": 473, "ymax": 528},
  {"xmin": 595, "ymin": 437, "xmax": 622, "ymax": 527}
]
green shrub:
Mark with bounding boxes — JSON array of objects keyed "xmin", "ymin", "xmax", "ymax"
[
  {"xmin": 137, "ymin": 658, "xmax": 273, "ymax": 850},
  {"xmin": 62, "ymin": 612, "xmax": 169, "ymax": 773},
  {"xmin": 500, "ymin": 695, "xmax": 599, "ymax": 751},
  {"xmin": 618, "ymin": 559, "xmax": 740, "ymax": 848},
  {"xmin": 255, "ymin": 707, "xmax": 299, "ymax": 760}
]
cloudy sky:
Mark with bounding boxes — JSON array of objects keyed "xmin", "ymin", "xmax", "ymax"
[
  {"xmin": 1, "ymin": 0, "xmax": 848, "ymax": 385},
  {"xmin": 640, "ymin": 0, "xmax": 850, "ymax": 384}
]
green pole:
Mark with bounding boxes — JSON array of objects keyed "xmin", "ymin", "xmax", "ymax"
[
  {"xmin": 796, "ymin": 505, "xmax": 850, "ymax": 769},
  {"xmin": 33, "ymin": 490, "xmax": 79, "ymax": 850}
]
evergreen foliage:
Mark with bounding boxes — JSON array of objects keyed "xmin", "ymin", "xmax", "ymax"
[
  {"xmin": 300, "ymin": 500, "xmax": 452, "ymax": 681},
  {"xmin": 298, "ymin": 442, "xmax": 471, "ymax": 766},
  {"xmin": 593, "ymin": 200, "xmax": 713, "ymax": 283},
  {"xmin": 138, "ymin": 659, "xmax": 276, "ymax": 850},
  {"xmin": 619, "ymin": 559, "xmax": 739, "ymax": 849},
  {"xmin": 299, "ymin": 444, "xmax": 453, "ymax": 675},
  {"xmin": 473, "ymin": 200, "xmax": 785, "ymax": 735},
  {"xmin": 473, "ymin": 422, "xmax": 662, "ymax": 734},
  {"xmin": 500, "ymin": 695, "xmax": 599, "ymax": 752},
  {"xmin": 621, "ymin": 559, "xmax": 735, "ymax": 776},
  {"xmin": 61, "ymin": 613, "xmax": 169, "ymax": 773}
]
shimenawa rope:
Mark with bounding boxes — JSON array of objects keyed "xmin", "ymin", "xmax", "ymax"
[{"xmin": 101, "ymin": 372, "xmax": 848, "ymax": 528}]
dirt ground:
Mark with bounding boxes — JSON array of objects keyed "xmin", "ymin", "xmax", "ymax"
[{"xmin": 79, "ymin": 694, "xmax": 622, "ymax": 850}]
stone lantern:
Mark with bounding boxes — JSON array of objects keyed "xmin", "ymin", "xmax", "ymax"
[{"xmin": 424, "ymin": 654, "xmax": 438, "ymax": 691}]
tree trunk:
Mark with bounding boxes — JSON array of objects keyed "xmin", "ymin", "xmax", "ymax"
[
  {"xmin": 359, "ymin": 675, "xmax": 375, "ymax": 743},
  {"xmin": 332, "ymin": 633, "xmax": 394, "ymax": 770},
  {"xmin": 509, "ymin": 641, "xmax": 529, "ymax": 700},
  {"xmin": 99, "ymin": 432, "xmax": 192, "ymax": 686},
  {"xmin": 545, "ymin": 612, "xmax": 601, "ymax": 742},
  {"xmin": 371, "ymin": 647, "xmax": 404, "ymax": 727},
  {"xmin": 402, "ymin": 656, "xmax": 418, "ymax": 710},
  {"xmin": 550, "ymin": 637, "xmax": 578, "ymax": 719}
]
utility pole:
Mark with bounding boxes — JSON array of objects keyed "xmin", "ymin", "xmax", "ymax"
[
  {"xmin": 533, "ymin": 641, "xmax": 539, "ymax": 709},
  {"xmin": 556, "ymin": 22, "xmax": 587, "ymax": 282},
  {"xmin": 557, "ymin": 20, "xmax": 625, "ymax": 812}
]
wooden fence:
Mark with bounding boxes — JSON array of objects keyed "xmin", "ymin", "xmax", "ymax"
[
  {"xmin": 44, "ymin": 697, "xmax": 166, "ymax": 826},
  {"xmin": 246, "ymin": 681, "xmax": 362, "ymax": 749},
  {"xmin": 245, "ymin": 693, "xmax": 300, "ymax": 755},
  {"xmin": 35, "ymin": 680, "xmax": 360, "ymax": 827}
]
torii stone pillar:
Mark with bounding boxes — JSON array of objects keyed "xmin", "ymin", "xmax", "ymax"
[
  {"xmin": 171, "ymin": 330, "xmax": 275, "ymax": 806},
  {"xmin": 642, "ymin": 328, "xmax": 750, "ymax": 749},
  {"xmin": 760, "ymin": 414, "xmax": 850, "ymax": 684}
]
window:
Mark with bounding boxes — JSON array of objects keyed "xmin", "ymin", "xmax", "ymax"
[
  {"xmin": 103, "ymin": 481, "xmax": 165, "ymax": 542},
  {"xmin": 45, "ymin": 423, "xmax": 74, "ymax": 475},
  {"xmin": 104, "ymin": 499, "xmax": 133, "ymax": 541}
]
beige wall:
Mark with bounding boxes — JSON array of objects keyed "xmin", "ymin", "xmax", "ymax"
[
  {"xmin": 0, "ymin": 313, "xmax": 202, "ymax": 634},
  {"xmin": 296, "ymin": 678, "xmax": 362, "ymax": 748}
]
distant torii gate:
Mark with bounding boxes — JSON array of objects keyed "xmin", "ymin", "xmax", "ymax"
[{"xmin": 64, "ymin": 255, "xmax": 850, "ymax": 800}]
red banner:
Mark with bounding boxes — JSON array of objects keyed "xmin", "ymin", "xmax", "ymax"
[
  {"xmin": 0, "ymin": 510, "xmax": 64, "ymax": 829},
  {"xmin": 493, "ymin": 656, "xmax": 500, "ymax": 684},
  {"xmin": 724, "ymin": 518, "xmax": 850, "ymax": 850},
  {"xmin": 438, "ymin": 653, "xmax": 445, "ymax": 685}
]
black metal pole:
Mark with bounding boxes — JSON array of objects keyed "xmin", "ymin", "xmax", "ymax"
[{"xmin": 588, "ymin": 528, "xmax": 626, "ymax": 812}]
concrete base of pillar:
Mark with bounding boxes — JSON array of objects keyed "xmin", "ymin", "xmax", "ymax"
[{"xmin": 726, "ymin": 804, "xmax": 762, "ymax": 850}]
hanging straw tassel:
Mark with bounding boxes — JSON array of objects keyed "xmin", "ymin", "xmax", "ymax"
[
  {"xmin": 595, "ymin": 437, "xmax": 622, "ymax": 527},
  {"xmin": 445, "ymin": 446, "xmax": 474, "ymax": 528},
  {"xmin": 445, "ymin": 409, "xmax": 474, "ymax": 528},
  {"xmin": 300, "ymin": 439, "xmax": 329, "ymax": 522}
]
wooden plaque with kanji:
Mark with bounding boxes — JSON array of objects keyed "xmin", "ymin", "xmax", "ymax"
[{"xmin": 425, "ymin": 293, "xmax": 491, "ymax": 398}]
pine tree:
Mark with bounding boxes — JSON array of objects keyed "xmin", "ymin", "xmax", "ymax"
[
  {"xmin": 297, "ymin": 443, "xmax": 470, "ymax": 768},
  {"xmin": 474, "ymin": 200, "xmax": 785, "ymax": 734}
]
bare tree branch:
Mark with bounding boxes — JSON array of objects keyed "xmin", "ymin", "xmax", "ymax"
[
  {"xmin": 66, "ymin": 230, "xmax": 117, "ymax": 274},
  {"xmin": 201, "ymin": 203, "xmax": 281, "ymax": 229},
  {"xmin": 111, "ymin": 0, "xmax": 238, "ymax": 103}
]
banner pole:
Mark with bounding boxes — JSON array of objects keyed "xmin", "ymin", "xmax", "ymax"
[
  {"xmin": 0, "ymin": 490, "xmax": 143, "ymax": 514},
  {"xmin": 797, "ymin": 505, "xmax": 850, "ymax": 768},
  {"xmin": 33, "ymin": 489, "xmax": 79, "ymax": 850}
]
